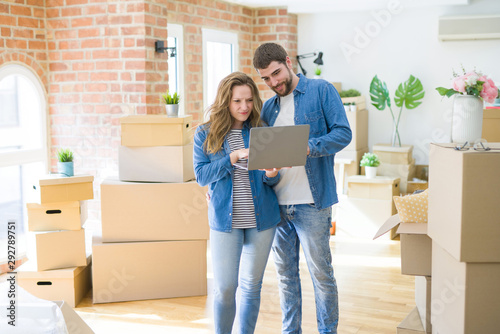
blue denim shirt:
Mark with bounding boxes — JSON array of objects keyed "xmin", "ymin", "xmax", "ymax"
[
  {"xmin": 261, "ymin": 74, "xmax": 352, "ymax": 210},
  {"xmin": 193, "ymin": 122, "xmax": 281, "ymax": 232}
]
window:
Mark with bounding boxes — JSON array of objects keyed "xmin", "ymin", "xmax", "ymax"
[
  {"xmin": 202, "ymin": 29, "xmax": 238, "ymax": 112},
  {"xmin": 167, "ymin": 23, "xmax": 185, "ymax": 115},
  {"xmin": 0, "ymin": 64, "xmax": 48, "ymax": 268}
]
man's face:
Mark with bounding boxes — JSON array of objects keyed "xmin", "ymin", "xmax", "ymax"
[{"xmin": 257, "ymin": 59, "xmax": 295, "ymax": 97}]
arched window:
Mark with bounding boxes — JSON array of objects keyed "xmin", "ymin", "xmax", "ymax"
[{"xmin": 0, "ymin": 64, "xmax": 48, "ymax": 269}]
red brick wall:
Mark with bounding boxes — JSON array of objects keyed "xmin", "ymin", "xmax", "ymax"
[{"xmin": 0, "ymin": 0, "xmax": 297, "ymax": 220}]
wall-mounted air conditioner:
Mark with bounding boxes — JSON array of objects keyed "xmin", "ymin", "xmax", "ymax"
[{"xmin": 438, "ymin": 15, "xmax": 500, "ymax": 41}]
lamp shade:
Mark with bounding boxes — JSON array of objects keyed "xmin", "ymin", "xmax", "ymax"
[{"xmin": 313, "ymin": 52, "xmax": 323, "ymax": 65}]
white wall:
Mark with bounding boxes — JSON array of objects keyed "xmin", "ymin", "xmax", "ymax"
[{"xmin": 298, "ymin": 0, "xmax": 500, "ymax": 164}]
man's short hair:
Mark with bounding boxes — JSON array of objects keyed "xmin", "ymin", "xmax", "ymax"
[{"xmin": 253, "ymin": 43, "xmax": 288, "ymax": 70}]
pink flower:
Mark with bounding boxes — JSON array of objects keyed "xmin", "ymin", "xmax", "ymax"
[
  {"xmin": 480, "ymin": 77, "xmax": 499, "ymax": 104},
  {"xmin": 452, "ymin": 76, "xmax": 466, "ymax": 93}
]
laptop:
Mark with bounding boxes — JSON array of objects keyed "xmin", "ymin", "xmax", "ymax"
[{"xmin": 233, "ymin": 124, "xmax": 310, "ymax": 170}]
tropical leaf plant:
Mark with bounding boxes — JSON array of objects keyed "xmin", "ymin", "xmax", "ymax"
[{"xmin": 369, "ymin": 75, "xmax": 425, "ymax": 147}]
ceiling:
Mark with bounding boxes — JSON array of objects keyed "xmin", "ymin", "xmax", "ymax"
[{"xmin": 225, "ymin": 0, "xmax": 470, "ymax": 14}]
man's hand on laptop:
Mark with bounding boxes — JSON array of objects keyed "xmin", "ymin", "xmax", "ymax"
[
  {"xmin": 261, "ymin": 167, "xmax": 288, "ymax": 178},
  {"xmin": 230, "ymin": 148, "xmax": 249, "ymax": 165}
]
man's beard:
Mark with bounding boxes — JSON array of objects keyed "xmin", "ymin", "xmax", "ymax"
[{"xmin": 272, "ymin": 67, "xmax": 294, "ymax": 97}]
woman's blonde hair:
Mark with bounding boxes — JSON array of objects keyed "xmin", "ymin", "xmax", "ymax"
[{"xmin": 202, "ymin": 72, "xmax": 264, "ymax": 154}]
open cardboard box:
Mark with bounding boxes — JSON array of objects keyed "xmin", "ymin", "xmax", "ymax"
[{"xmin": 374, "ymin": 214, "xmax": 431, "ymax": 276}]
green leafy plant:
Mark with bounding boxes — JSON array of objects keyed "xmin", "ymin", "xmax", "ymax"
[
  {"xmin": 161, "ymin": 91, "xmax": 180, "ymax": 104},
  {"xmin": 360, "ymin": 153, "xmax": 380, "ymax": 167},
  {"xmin": 57, "ymin": 148, "xmax": 73, "ymax": 162},
  {"xmin": 315, "ymin": 66, "xmax": 322, "ymax": 76},
  {"xmin": 339, "ymin": 89, "xmax": 361, "ymax": 98},
  {"xmin": 370, "ymin": 75, "xmax": 425, "ymax": 147}
]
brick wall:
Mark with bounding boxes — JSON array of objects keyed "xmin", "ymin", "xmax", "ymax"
[{"xmin": 0, "ymin": 0, "xmax": 298, "ymax": 220}]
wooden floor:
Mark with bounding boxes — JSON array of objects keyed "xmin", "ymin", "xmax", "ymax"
[{"xmin": 72, "ymin": 235, "xmax": 415, "ymax": 333}]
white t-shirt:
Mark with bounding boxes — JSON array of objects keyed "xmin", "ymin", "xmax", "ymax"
[{"xmin": 273, "ymin": 93, "xmax": 314, "ymax": 205}]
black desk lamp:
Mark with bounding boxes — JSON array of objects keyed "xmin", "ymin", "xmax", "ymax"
[{"xmin": 296, "ymin": 52, "xmax": 323, "ymax": 76}]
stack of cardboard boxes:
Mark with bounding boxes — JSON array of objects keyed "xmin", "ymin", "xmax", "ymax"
[
  {"xmin": 427, "ymin": 143, "xmax": 500, "ymax": 333},
  {"xmin": 17, "ymin": 175, "xmax": 94, "ymax": 307},
  {"xmin": 334, "ymin": 95, "xmax": 369, "ymax": 194},
  {"xmin": 372, "ymin": 144, "xmax": 416, "ymax": 195},
  {"xmin": 92, "ymin": 115, "xmax": 209, "ymax": 304}
]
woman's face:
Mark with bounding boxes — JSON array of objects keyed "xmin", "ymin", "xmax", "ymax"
[{"xmin": 229, "ymin": 85, "xmax": 253, "ymax": 129}]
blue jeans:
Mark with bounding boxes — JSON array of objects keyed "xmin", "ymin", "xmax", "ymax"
[
  {"xmin": 211, "ymin": 227, "xmax": 276, "ymax": 334},
  {"xmin": 272, "ymin": 204, "xmax": 338, "ymax": 334}
]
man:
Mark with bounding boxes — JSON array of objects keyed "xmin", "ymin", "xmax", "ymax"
[{"xmin": 252, "ymin": 43, "xmax": 352, "ymax": 334}]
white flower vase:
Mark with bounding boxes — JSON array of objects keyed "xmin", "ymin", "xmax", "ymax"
[
  {"xmin": 451, "ymin": 95, "xmax": 484, "ymax": 144},
  {"xmin": 365, "ymin": 166, "xmax": 377, "ymax": 178}
]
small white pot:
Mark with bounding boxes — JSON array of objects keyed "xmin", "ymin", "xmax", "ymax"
[
  {"xmin": 344, "ymin": 105, "xmax": 350, "ymax": 112},
  {"xmin": 350, "ymin": 104, "xmax": 357, "ymax": 112},
  {"xmin": 365, "ymin": 166, "xmax": 377, "ymax": 178}
]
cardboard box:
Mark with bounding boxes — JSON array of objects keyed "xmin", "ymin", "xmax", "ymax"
[
  {"xmin": 101, "ymin": 178, "xmax": 209, "ymax": 242},
  {"xmin": 375, "ymin": 159, "xmax": 416, "ymax": 194},
  {"xmin": 428, "ymin": 143, "xmax": 500, "ymax": 262},
  {"xmin": 347, "ymin": 175, "xmax": 400, "ymax": 200},
  {"xmin": 120, "ymin": 115, "xmax": 193, "ymax": 146},
  {"xmin": 341, "ymin": 95, "xmax": 366, "ymax": 111},
  {"xmin": 35, "ymin": 229, "xmax": 87, "ymax": 271},
  {"xmin": 92, "ymin": 237, "xmax": 207, "ymax": 304},
  {"xmin": 330, "ymin": 82, "xmax": 341, "ymax": 92},
  {"xmin": 337, "ymin": 195, "xmax": 397, "ymax": 239},
  {"xmin": 27, "ymin": 201, "xmax": 87, "ymax": 231},
  {"xmin": 373, "ymin": 144, "xmax": 413, "ymax": 165},
  {"xmin": 431, "ymin": 241, "xmax": 500, "ymax": 334},
  {"xmin": 344, "ymin": 109, "xmax": 368, "ymax": 151},
  {"xmin": 374, "ymin": 214, "xmax": 431, "ymax": 275},
  {"xmin": 415, "ymin": 165, "xmax": 429, "ymax": 181},
  {"xmin": 17, "ymin": 256, "xmax": 92, "ymax": 308},
  {"xmin": 406, "ymin": 180, "xmax": 428, "ymax": 194},
  {"xmin": 118, "ymin": 144, "xmax": 194, "ymax": 183},
  {"xmin": 397, "ymin": 307, "xmax": 426, "ymax": 334},
  {"xmin": 415, "ymin": 276, "xmax": 432, "ymax": 333},
  {"xmin": 37, "ymin": 175, "xmax": 94, "ymax": 204},
  {"xmin": 334, "ymin": 147, "xmax": 368, "ymax": 194},
  {"xmin": 482, "ymin": 108, "xmax": 500, "ymax": 142}
]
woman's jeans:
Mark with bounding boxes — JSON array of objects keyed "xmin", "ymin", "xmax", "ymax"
[
  {"xmin": 272, "ymin": 204, "xmax": 338, "ymax": 334},
  {"xmin": 211, "ymin": 226, "xmax": 276, "ymax": 334}
]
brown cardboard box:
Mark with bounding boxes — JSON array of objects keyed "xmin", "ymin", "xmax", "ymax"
[
  {"xmin": 406, "ymin": 180, "xmax": 428, "ymax": 194},
  {"xmin": 118, "ymin": 144, "xmax": 194, "ymax": 183},
  {"xmin": 17, "ymin": 256, "xmax": 92, "ymax": 308},
  {"xmin": 344, "ymin": 109, "xmax": 368, "ymax": 151},
  {"xmin": 35, "ymin": 229, "xmax": 87, "ymax": 271},
  {"xmin": 337, "ymin": 196, "xmax": 396, "ymax": 239},
  {"xmin": 397, "ymin": 307, "xmax": 426, "ymax": 334},
  {"xmin": 120, "ymin": 115, "xmax": 193, "ymax": 146},
  {"xmin": 347, "ymin": 175, "xmax": 400, "ymax": 200},
  {"xmin": 375, "ymin": 159, "xmax": 416, "ymax": 194},
  {"xmin": 334, "ymin": 147, "xmax": 369, "ymax": 194},
  {"xmin": 431, "ymin": 241, "xmax": 500, "ymax": 334},
  {"xmin": 341, "ymin": 96, "xmax": 366, "ymax": 111},
  {"xmin": 373, "ymin": 144, "xmax": 413, "ymax": 165},
  {"xmin": 92, "ymin": 236, "xmax": 207, "ymax": 304},
  {"xmin": 37, "ymin": 175, "xmax": 94, "ymax": 204},
  {"xmin": 415, "ymin": 276, "xmax": 432, "ymax": 333},
  {"xmin": 374, "ymin": 214, "xmax": 431, "ymax": 275},
  {"xmin": 428, "ymin": 143, "xmax": 500, "ymax": 262},
  {"xmin": 100, "ymin": 177, "xmax": 209, "ymax": 242},
  {"xmin": 482, "ymin": 108, "xmax": 500, "ymax": 142},
  {"xmin": 27, "ymin": 201, "xmax": 87, "ymax": 231},
  {"xmin": 330, "ymin": 82, "xmax": 341, "ymax": 92}
]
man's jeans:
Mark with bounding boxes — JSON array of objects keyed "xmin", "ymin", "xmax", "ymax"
[
  {"xmin": 272, "ymin": 204, "xmax": 338, "ymax": 334},
  {"xmin": 211, "ymin": 227, "xmax": 276, "ymax": 334}
]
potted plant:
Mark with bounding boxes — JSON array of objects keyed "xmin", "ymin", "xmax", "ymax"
[
  {"xmin": 339, "ymin": 89, "xmax": 361, "ymax": 98},
  {"xmin": 57, "ymin": 148, "xmax": 74, "ymax": 177},
  {"xmin": 161, "ymin": 90, "xmax": 180, "ymax": 117},
  {"xmin": 350, "ymin": 102, "xmax": 357, "ymax": 112},
  {"xmin": 436, "ymin": 67, "xmax": 498, "ymax": 143},
  {"xmin": 360, "ymin": 152, "xmax": 380, "ymax": 179},
  {"xmin": 343, "ymin": 103, "xmax": 350, "ymax": 112},
  {"xmin": 314, "ymin": 66, "xmax": 322, "ymax": 79},
  {"xmin": 369, "ymin": 75, "xmax": 425, "ymax": 147}
]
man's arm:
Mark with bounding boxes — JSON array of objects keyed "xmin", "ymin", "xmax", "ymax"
[{"xmin": 308, "ymin": 83, "xmax": 352, "ymax": 157}]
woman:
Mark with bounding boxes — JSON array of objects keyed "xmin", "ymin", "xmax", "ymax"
[{"xmin": 193, "ymin": 72, "xmax": 280, "ymax": 334}]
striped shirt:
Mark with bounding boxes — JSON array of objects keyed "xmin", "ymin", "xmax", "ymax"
[{"xmin": 227, "ymin": 129, "xmax": 257, "ymax": 229}]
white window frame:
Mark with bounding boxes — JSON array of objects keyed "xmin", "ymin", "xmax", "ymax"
[
  {"xmin": 0, "ymin": 64, "xmax": 48, "ymax": 170},
  {"xmin": 167, "ymin": 23, "xmax": 185, "ymax": 115},
  {"xmin": 202, "ymin": 28, "xmax": 239, "ymax": 111}
]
